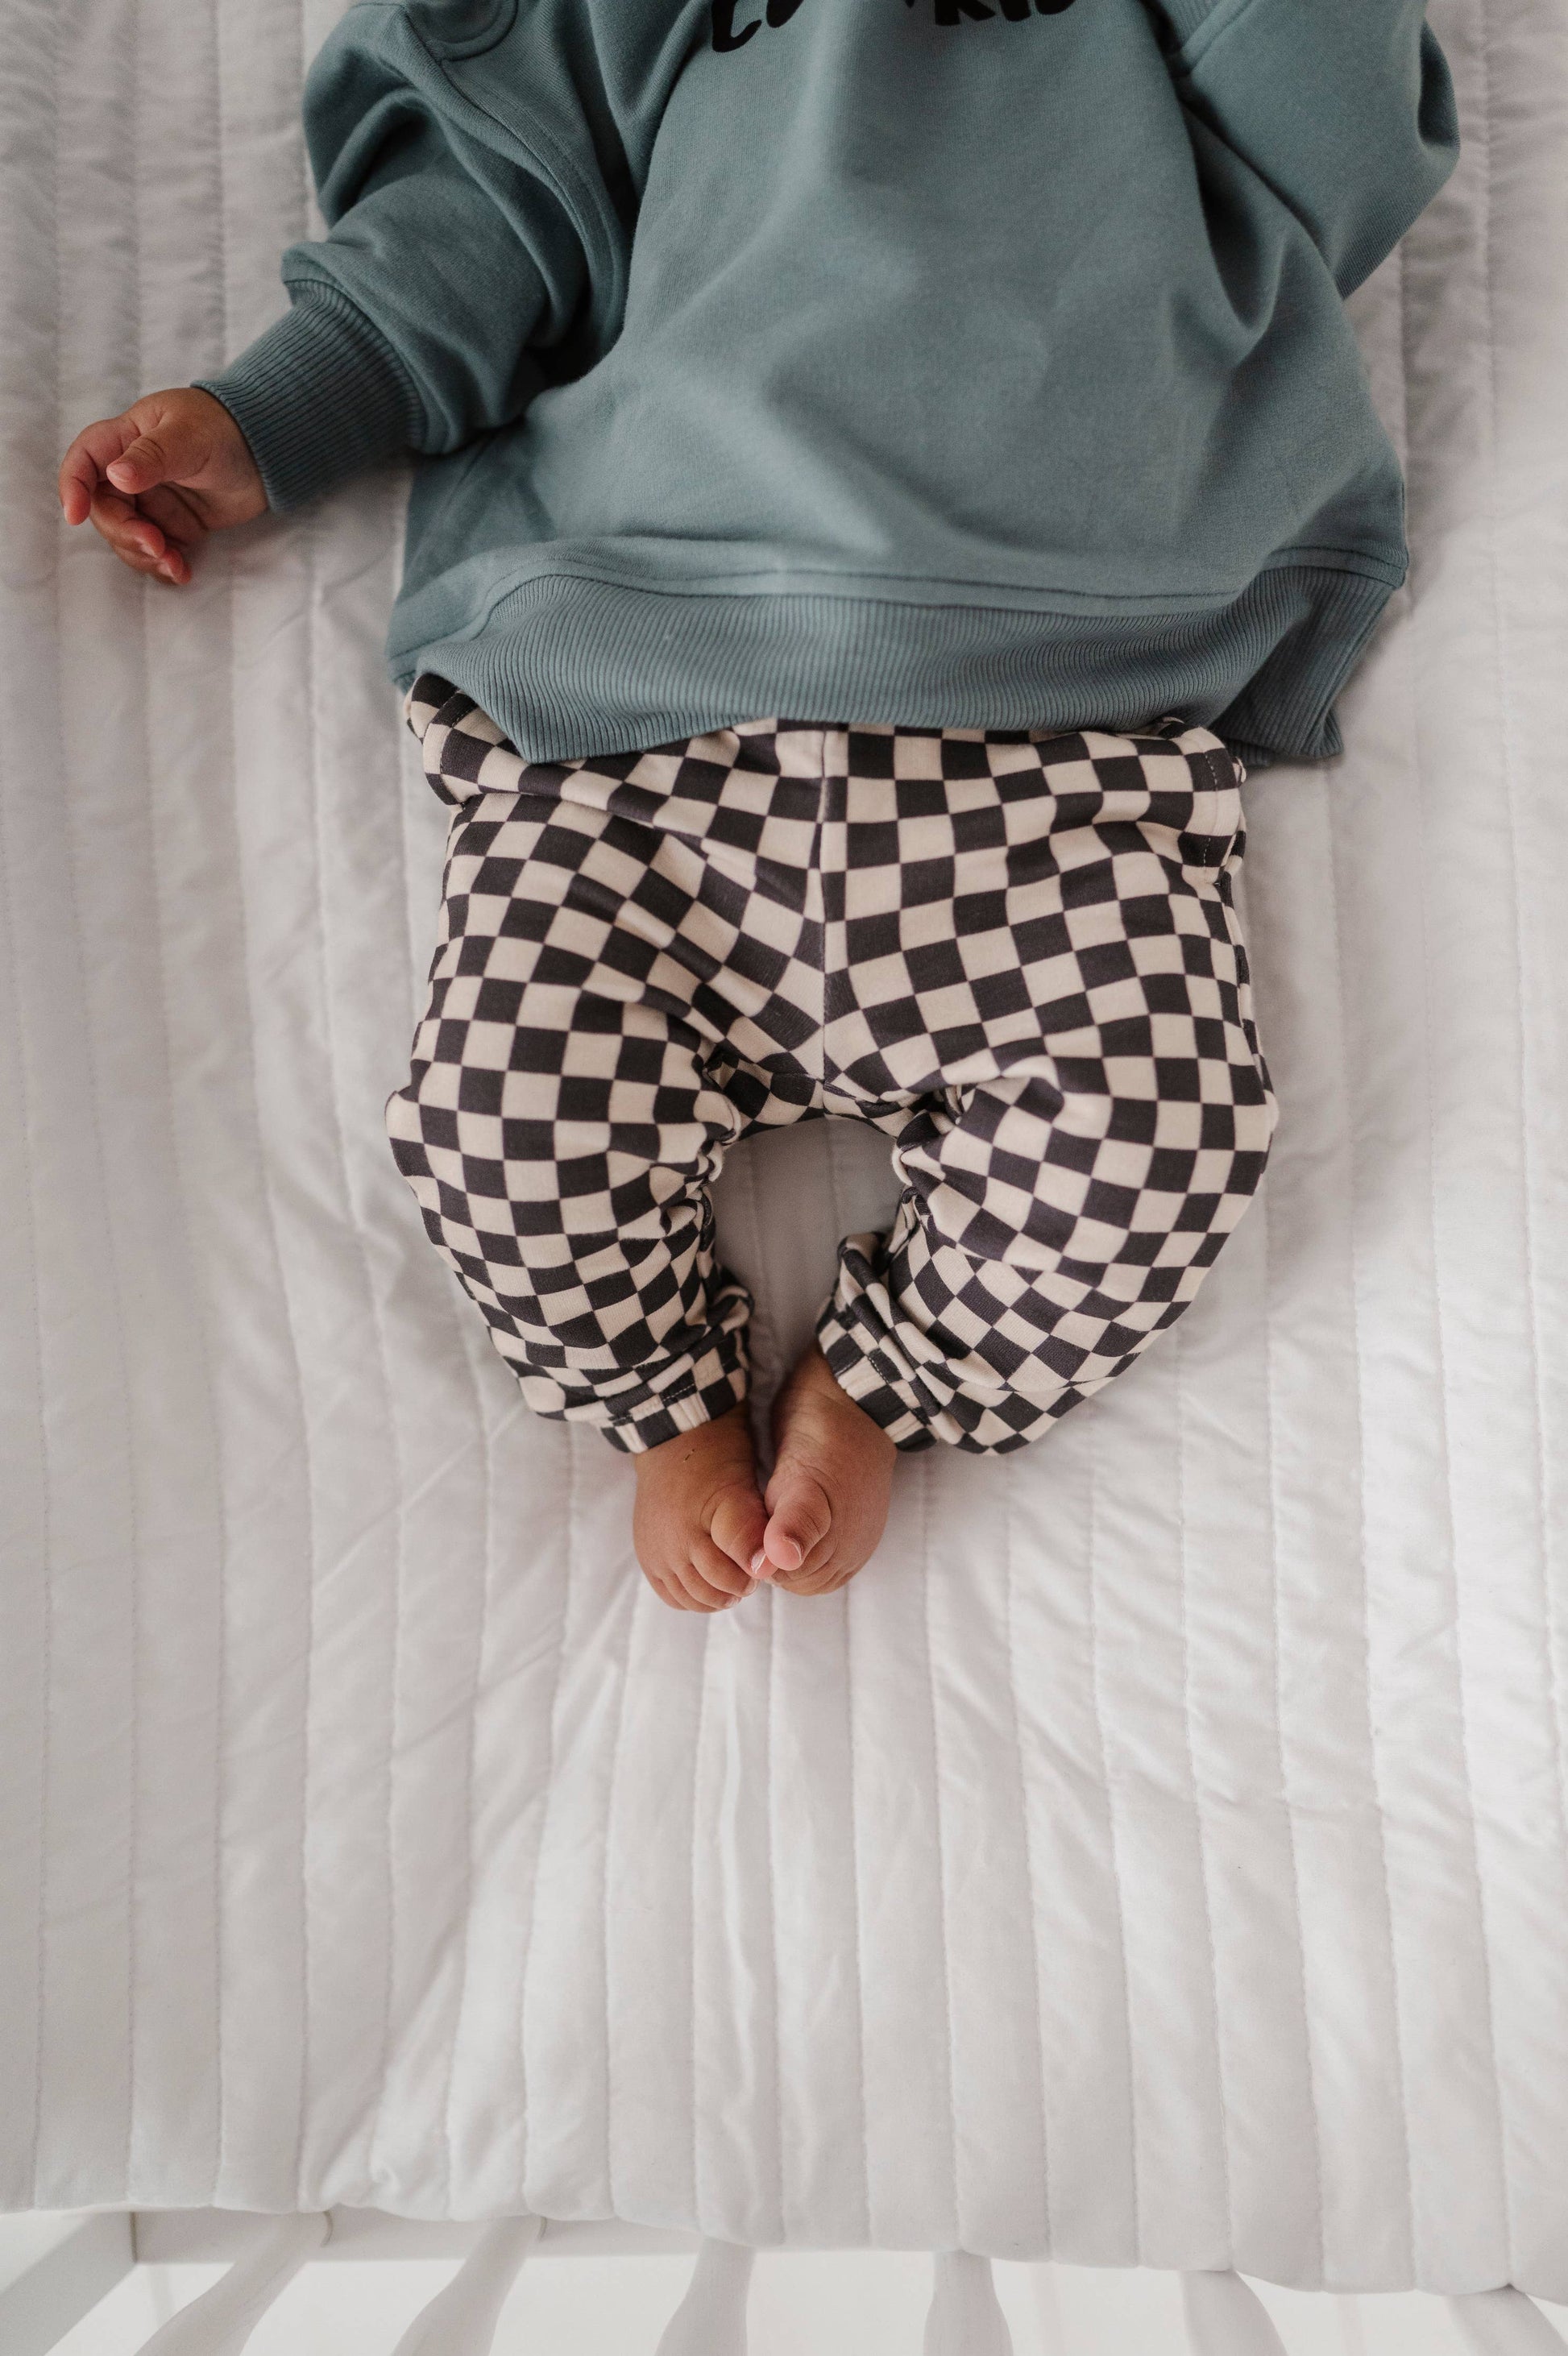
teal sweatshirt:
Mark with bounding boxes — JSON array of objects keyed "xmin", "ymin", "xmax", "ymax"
[{"xmin": 195, "ymin": 0, "xmax": 1459, "ymax": 769}]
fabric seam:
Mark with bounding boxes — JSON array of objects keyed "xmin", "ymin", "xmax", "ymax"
[
  {"xmin": 1168, "ymin": 0, "xmax": 1270, "ymax": 81},
  {"xmin": 392, "ymin": 4, "xmax": 624, "ymax": 326}
]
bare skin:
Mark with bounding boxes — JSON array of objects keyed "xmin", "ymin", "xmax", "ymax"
[
  {"xmin": 632, "ymin": 1404, "xmax": 767, "ymax": 1613},
  {"xmin": 760, "ymin": 1342, "xmax": 898, "ymax": 1599},
  {"xmin": 632, "ymin": 1345, "xmax": 896, "ymax": 1611},
  {"xmin": 58, "ymin": 396, "xmax": 901, "ymax": 1610},
  {"xmin": 57, "ymin": 385, "xmax": 264, "ymax": 583}
]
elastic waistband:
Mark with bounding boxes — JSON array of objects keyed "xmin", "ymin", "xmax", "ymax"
[
  {"xmin": 404, "ymin": 675, "xmax": 1247, "ymax": 871},
  {"xmin": 403, "ymin": 672, "xmax": 1245, "ymax": 794}
]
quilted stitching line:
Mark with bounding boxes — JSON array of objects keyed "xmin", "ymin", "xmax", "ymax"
[
  {"xmin": 11, "ymin": 0, "xmax": 61, "ymax": 2190},
  {"xmin": 1393, "ymin": 740, "xmax": 1507, "ymax": 2280},
  {"xmin": 27, "ymin": 0, "xmax": 62, "ymax": 2209},
  {"xmin": 124, "ymin": 0, "xmax": 147, "ymax": 2208},
  {"xmin": 687, "ymin": 1640, "xmax": 699, "ymax": 2227},
  {"xmin": 920, "ymin": 1454, "xmax": 964, "ymax": 2249},
  {"xmin": 1085, "ymin": 1408, "xmax": 1143, "ymax": 2259},
  {"xmin": 688, "ymin": 1613, "xmax": 711, "ymax": 2231},
  {"xmin": 765, "ymin": 1578, "xmax": 786, "ymax": 2242},
  {"xmin": 7, "ymin": 839, "xmax": 52, "ymax": 2201},
  {"xmin": 287, "ymin": 1429, "xmax": 317, "ymax": 2203},
  {"xmin": 7, "ymin": 757, "xmax": 52, "ymax": 2200},
  {"xmin": 205, "ymin": 0, "xmax": 229, "ymax": 2213},
  {"xmin": 393, "ymin": 548, "xmax": 533, "ymax": 2218},
  {"xmin": 1001, "ymin": 1475, "xmax": 1053, "ymax": 2253},
  {"xmin": 600, "ymin": 1498, "xmax": 641, "ymax": 2221},
  {"xmin": 383, "ymin": 450, "xmax": 502, "ymax": 2213},
  {"xmin": 289, "ymin": 0, "xmax": 321, "ymax": 2214},
  {"xmin": 1478, "ymin": 0, "xmax": 1553, "ymax": 2271},
  {"xmin": 298, "ymin": 462, "xmax": 413, "ymax": 2223},
  {"xmin": 516, "ymin": 1420, "xmax": 578, "ymax": 2211},
  {"xmin": 1255, "ymin": 1173, "xmax": 1328, "ymax": 2282},
  {"xmin": 1174, "ymin": 1330, "xmax": 1236, "ymax": 2255},
  {"xmin": 438, "ymin": 1321, "xmax": 500, "ymax": 2210},
  {"xmin": 1321, "ymin": 723, "xmax": 1416, "ymax": 2276},
  {"xmin": 841, "ymin": 1586, "xmax": 874, "ymax": 2242},
  {"xmin": 823, "ymin": 1123, "xmax": 875, "ymax": 2243}
]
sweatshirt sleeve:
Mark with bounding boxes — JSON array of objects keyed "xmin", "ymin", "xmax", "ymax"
[
  {"xmin": 1146, "ymin": 0, "xmax": 1461, "ymax": 299},
  {"xmin": 193, "ymin": 7, "xmax": 591, "ymax": 513}
]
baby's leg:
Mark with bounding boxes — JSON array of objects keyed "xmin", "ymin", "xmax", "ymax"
[
  {"xmin": 386, "ymin": 778, "xmax": 767, "ymax": 1609},
  {"xmin": 817, "ymin": 728, "xmax": 1277, "ymax": 1451}
]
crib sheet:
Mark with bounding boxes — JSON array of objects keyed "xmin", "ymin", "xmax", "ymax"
[{"xmin": 3, "ymin": 0, "xmax": 1567, "ymax": 2301}]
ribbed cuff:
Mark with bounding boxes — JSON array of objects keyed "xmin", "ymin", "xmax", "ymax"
[{"xmin": 192, "ymin": 283, "xmax": 424, "ymax": 515}]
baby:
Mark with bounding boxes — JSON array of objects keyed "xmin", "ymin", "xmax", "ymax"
[{"xmin": 59, "ymin": 0, "xmax": 1458, "ymax": 1611}]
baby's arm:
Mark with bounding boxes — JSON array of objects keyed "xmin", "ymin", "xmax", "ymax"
[{"xmin": 58, "ymin": 6, "xmax": 591, "ymax": 584}]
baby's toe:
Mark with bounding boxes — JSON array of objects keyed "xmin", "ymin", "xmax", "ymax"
[
  {"xmin": 773, "ymin": 1556, "xmax": 852, "ymax": 1599},
  {"xmin": 691, "ymin": 1532, "xmax": 756, "ymax": 1602},
  {"xmin": 760, "ymin": 1467, "xmax": 833, "ymax": 1578},
  {"xmin": 707, "ymin": 1480, "xmax": 769, "ymax": 1578},
  {"xmin": 640, "ymin": 1558, "xmax": 699, "ymax": 1611},
  {"xmin": 670, "ymin": 1541, "xmax": 749, "ymax": 1611}
]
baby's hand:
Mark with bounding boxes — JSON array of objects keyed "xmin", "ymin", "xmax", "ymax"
[{"xmin": 57, "ymin": 388, "xmax": 266, "ymax": 587}]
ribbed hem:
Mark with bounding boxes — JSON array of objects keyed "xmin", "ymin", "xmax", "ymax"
[
  {"xmin": 597, "ymin": 1356, "xmax": 751, "ymax": 1457},
  {"xmin": 392, "ymin": 560, "xmax": 1399, "ymax": 771},
  {"xmin": 193, "ymin": 285, "xmax": 423, "ymax": 515}
]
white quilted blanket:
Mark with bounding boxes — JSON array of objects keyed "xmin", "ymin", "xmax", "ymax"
[{"xmin": 2, "ymin": 0, "xmax": 1566, "ymax": 2300}]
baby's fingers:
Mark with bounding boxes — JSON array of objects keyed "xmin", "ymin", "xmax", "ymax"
[
  {"xmin": 88, "ymin": 486, "xmax": 181, "ymax": 583},
  {"xmin": 105, "ymin": 428, "xmax": 180, "ymax": 500},
  {"xmin": 135, "ymin": 483, "xmax": 208, "ymax": 579},
  {"xmin": 57, "ymin": 413, "xmax": 135, "ymax": 525}
]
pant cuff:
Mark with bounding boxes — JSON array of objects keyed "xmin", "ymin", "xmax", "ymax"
[
  {"xmin": 816, "ymin": 1305, "xmax": 940, "ymax": 1452},
  {"xmin": 816, "ymin": 1296, "xmax": 1072, "ymax": 1458},
  {"xmin": 600, "ymin": 1361, "xmax": 751, "ymax": 1455}
]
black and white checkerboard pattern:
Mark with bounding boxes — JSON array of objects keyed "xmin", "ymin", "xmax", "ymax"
[{"xmin": 388, "ymin": 677, "xmax": 1276, "ymax": 1454}]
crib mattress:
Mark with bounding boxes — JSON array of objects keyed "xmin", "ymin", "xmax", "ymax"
[{"xmin": 3, "ymin": 0, "xmax": 1568, "ymax": 2300}]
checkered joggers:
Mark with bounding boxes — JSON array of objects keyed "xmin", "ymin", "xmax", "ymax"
[{"xmin": 387, "ymin": 676, "xmax": 1277, "ymax": 1456}]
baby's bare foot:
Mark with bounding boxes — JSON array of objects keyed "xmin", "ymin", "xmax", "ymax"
[
  {"xmin": 757, "ymin": 1344, "xmax": 896, "ymax": 1598},
  {"xmin": 632, "ymin": 1404, "xmax": 769, "ymax": 1612}
]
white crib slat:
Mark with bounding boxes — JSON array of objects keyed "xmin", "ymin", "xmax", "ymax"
[
  {"xmin": 923, "ymin": 2252, "xmax": 1012, "ymax": 2356},
  {"xmin": 388, "ymin": 2216, "xmax": 541, "ymax": 2356},
  {"xmin": 654, "ymin": 2238, "xmax": 754, "ymax": 2355},
  {"xmin": 1450, "ymin": 2290, "xmax": 1568, "ymax": 2353},
  {"xmin": 0, "ymin": 2215, "xmax": 134, "ymax": 2356},
  {"xmin": 129, "ymin": 2212, "xmax": 329, "ymax": 2356},
  {"xmin": 1179, "ymin": 2271, "xmax": 1288, "ymax": 2354}
]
